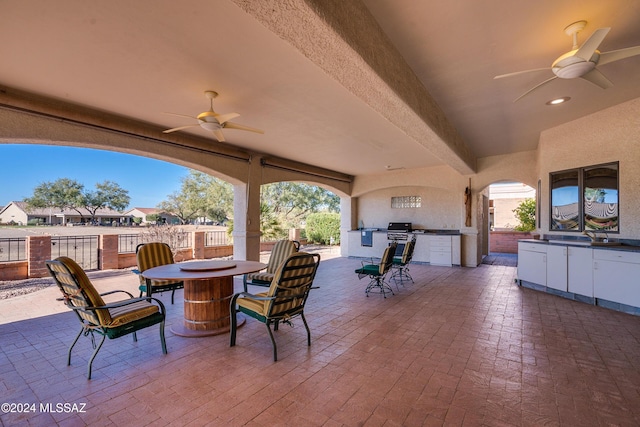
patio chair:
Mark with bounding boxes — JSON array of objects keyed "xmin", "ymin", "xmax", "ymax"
[
  {"xmin": 390, "ymin": 235, "xmax": 416, "ymax": 286},
  {"xmin": 242, "ymin": 239, "xmax": 300, "ymax": 292},
  {"xmin": 134, "ymin": 242, "xmax": 184, "ymax": 304},
  {"xmin": 231, "ymin": 252, "xmax": 320, "ymax": 361},
  {"xmin": 355, "ymin": 242, "xmax": 397, "ymax": 298},
  {"xmin": 46, "ymin": 256, "xmax": 167, "ymax": 379}
]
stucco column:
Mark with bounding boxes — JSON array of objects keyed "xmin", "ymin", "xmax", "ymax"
[
  {"xmin": 339, "ymin": 196, "xmax": 357, "ymax": 257},
  {"xmin": 232, "ymin": 155, "xmax": 262, "ymax": 261}
]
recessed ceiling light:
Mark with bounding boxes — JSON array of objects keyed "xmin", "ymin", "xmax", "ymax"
[{"xmin": 546, "ymin": 97, "xmax": 571, "ymax": 105}]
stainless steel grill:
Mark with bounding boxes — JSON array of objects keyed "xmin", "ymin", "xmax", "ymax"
[{"xmin": 387, "ymin": 222, "xmax": 412, "ymax": 241}]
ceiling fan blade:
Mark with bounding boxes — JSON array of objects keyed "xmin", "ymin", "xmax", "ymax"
[
  {"xmin": 581, "ymin": 68, "xmax": 613, "ymax": 89},
  {"xmin": 212, "ymin": 129, "xmax": 226, "ymax": 142},
  {"xmin": 214, "ymin": 112, "xmax": 240, "ymax": 125},
  {"xmin": 163, "ymin": 124, "xmax": 200, "ymax": 133},
  {"xmin": 598, "ymin": 45, "xmax": 640, "ymax": 66},
  {"xmin": 575, "ymin": 27, "xmax": 610, "ymax": 61},
  {"xmin": 494, "ymin": 68, "xmax": 550, "ymax": 80},
  {"xmin": 222, "ymin": 122, "xmax": 265, "ymax": 134},
  {"xmin": 163, "ymin": 112, "xmax": 197, "ymax": 120},
  {"xmin": 513, "ymin": 76, "xmax": 558, "ymax": 102}
]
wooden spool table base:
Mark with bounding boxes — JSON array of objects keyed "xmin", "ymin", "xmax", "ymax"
[{"xmin": 141, "ymin": 260, "xmax": 267, "ymax": 338}]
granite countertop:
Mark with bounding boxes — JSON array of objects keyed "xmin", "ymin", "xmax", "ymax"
[
  {"xmin": 350, "ymin": 229, "xmax": 461, "ymax": 235},
  {"xmin": 413, "ymin": 229, "xmax": 461, "ymax": 235},
  {"xmin": 520, "ymin": 238, "xmax": 640, "ymax": 252}
]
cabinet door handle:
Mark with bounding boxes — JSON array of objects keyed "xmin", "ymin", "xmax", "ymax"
[{"xmin": 543, "ymin": 255, "xmax": 546, "ymax": 263}]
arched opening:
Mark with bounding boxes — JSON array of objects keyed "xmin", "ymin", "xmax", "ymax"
[
  {"xmin": 483, "ymin": 181, "xmax": 537, "ymax": 266},
  {"xmin": 0, "ymin": 142, "xmax": 349, "ymax": 279}
]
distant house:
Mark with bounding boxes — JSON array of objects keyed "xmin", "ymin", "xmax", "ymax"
[
  {"xmin": 125, "ymin": 207, "xmax": 180, "ymax": 225},
  {"xmin": 0, "ymin": 201, "xmax": 131, "ymax": 226}
]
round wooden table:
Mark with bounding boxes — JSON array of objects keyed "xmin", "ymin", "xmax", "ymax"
[{"xmin": 142, "ymin": 260, "xmax": 266, "ymax": 337}]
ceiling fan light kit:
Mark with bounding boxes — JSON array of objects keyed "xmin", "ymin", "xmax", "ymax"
[
  {"xmin": 163, "ymin": 90, "xmax": 264, "ymax": 141},
  {"xmin": 494, "ymin": 20, "xmax": 640, "ymax": 102}
]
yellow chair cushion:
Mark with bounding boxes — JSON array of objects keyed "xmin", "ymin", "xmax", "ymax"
[
  {"xmin": 246, "ymin": 272, "xmax": 275, "ymax": 283},
  {"xmin": 107, "ymin": 301, "xmax": 160, "ymax": 327},
  {"xmin": 237, "ymin": 292, "xmax": 269, "ymax": 316}
]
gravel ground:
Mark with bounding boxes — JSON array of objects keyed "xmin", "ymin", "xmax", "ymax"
[
  {"xmin": 0, "ymin": 277, "xmax": 56, "ymax": 300},
  {"xmin": 0, "ymin": 269, "xmax": 133, "ymax": 300}
]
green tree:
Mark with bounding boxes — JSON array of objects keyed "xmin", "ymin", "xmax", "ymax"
[
  {"xmin": 145, "ymin": 213, "xmax": 162, "ymax": 224},
  {"xmin": 25, "ymin": 178, "xmax": 130, "ymax": 223},
  {"xmin": 584, "ymin": 187, "xmax": 606, "ymax": 202},
  {"xmin": 259, "ymin": 202, "xmax": 286, "ymax": 240},
  {"xmin": 261, "ymin": 182, "xmax": 339, "ymax": 229},
  {"xmin": 225, "ymin": 202, "xmax": 287, "ymax": 241},
  {"xmin": 83, "ymin": 180, "xmax": 130, "ymax": 221},
  {"xmin": 25, "ymin": 178, "xmax": 85, "ymax": 213},
  {"xmin": 157, "ymin": 192, "xmax": 200, "ymax": 224},
  {"xmin": 513, "ymin": 198, "xmax": 536, "ymax": 232},
  {"xmin": 157, "ymin": 170, "xmax": 233, "ymax": 224},
  {"xmin": 306, "ymin": 212, "xmax": 340, "ymax": 244}
]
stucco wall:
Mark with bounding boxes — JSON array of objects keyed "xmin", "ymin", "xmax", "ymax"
[
  {"xmin": 356, "ymin": 185, "xmax": 460, "ymax": 231},
  {"xmin": 538, "ymin": 97, "xmax": 640, "ymax": 239}
]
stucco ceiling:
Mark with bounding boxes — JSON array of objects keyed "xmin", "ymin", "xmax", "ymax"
[{"xmin": 1, "ymin": 0, "xmax": 640, "ymax": 177}]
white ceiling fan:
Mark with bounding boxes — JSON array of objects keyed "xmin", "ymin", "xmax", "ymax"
[
  {"xmin": 163, "ymin": 90, "xmax": 264, "ymax": 141},
  {"xmin": 495, "ymin": 20, "xmax": 640, "ymax": 102}
]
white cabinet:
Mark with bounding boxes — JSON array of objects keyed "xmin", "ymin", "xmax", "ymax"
[
  {"xmin": 567, "ymin": 247, "xmax": 593, "ymax": 297},
  {"xmin": 349, "ymin": 231, "xmax": 462, "ymax": 267},
  {"xmin": 413, "ymin": 234, "xmax": 430, "ymax": 263},
  {"xmin": 430, "ymin": 236, "xmax": 453, "ymax": 266},
  {"xmin": 546, "ymin": 245, "xmax": 568, "ymax": 291},
  {"xmin": 545, "ymin": 245, "xmax": 593, "ymax": 296},
  {"xmin": 518, "ymin": 242, "xmax": 546, "ymax": 286},
  {"xmin": 519, "ymin": 239, "xmax": 640, "ymax": 311},
  {"xmin": 593, "ymin": 250, "xmax": 640, "ymax": 307},
  {"xmin": 451, "ymin": 235, "xmax": 461, "ymax": 266}
]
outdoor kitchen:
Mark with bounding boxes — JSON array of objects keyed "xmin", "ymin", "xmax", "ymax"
[{"xmin": 348, "ymin": 222, "xmax": 461, "ymax": 267}]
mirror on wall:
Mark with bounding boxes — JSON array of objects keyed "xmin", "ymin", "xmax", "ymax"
[
  {"xmin": 584, "ymin": 163, "xmax": 618, "ymax": 232},
  {"xmin": 550, "ymin": 169, "xmax": 580, "ymax": 231},
  {"xmin": 549, "ymin": 162, "xmax": 619, "ymax": 232}
]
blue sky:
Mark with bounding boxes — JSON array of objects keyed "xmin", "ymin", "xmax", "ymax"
[{"xmin": 0, "ymin": 144, "xmax": 190, "ymax": 209}]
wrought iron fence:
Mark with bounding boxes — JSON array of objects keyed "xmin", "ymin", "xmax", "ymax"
[
  {"xmin": 205, "ymin": 230, "xmax": 230, "ymax": 247},
  {"xmin": 51, "ymin": 235, "xmax": 99, "ymax": 270},
  {"xmin": 176, "ymin": 232, "xmax": 192, "ymax": 249},
  {"xmin": 0, "ymin": 237, "xmax": 26, "ymax": 262},
  {"xmin": 118, "ymin": 234, "xmax": 143, "ymax": 253},
  {"xmin": 118, "ymin": 232, "xmax": 193, "ymax": 253}
]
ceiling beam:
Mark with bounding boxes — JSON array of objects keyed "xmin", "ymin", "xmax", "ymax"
[{"xmin": 232, "ymin": 0, "xmax": 476, "ymax": 174}]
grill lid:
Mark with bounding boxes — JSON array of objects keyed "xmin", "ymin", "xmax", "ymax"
[{"xmin": 388, "ymin": 222, "xmax": 412, "ymax": 232}]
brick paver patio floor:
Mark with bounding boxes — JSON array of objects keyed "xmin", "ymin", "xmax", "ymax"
[{"xmin": 1, "ymin": 254, "xmax": 640, "ymax": 426}]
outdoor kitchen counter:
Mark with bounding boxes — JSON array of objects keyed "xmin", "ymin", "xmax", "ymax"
[
  {"xmin": 518, "ymin": 238, "xmax": 640, "ymax": 252},
  {"xmin": 517, "ymin": 238, "xmax": 640, "ymax": 314},
  {"xmin": 347, "ymin": 230, "xmax": 461, "ymax": 266}
]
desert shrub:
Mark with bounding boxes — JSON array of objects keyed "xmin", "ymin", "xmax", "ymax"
[{"xmin": 139, "ymin": 224, "xmax": 190, "ymax": 260}]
